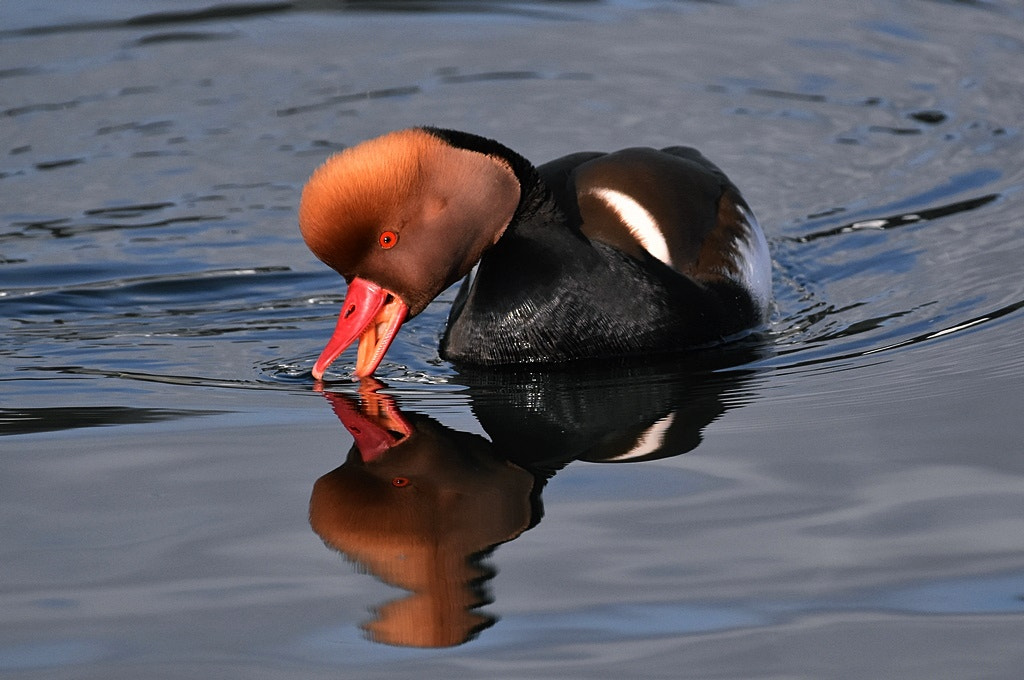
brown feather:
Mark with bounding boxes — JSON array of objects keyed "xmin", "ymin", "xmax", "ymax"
[
  {"xmin": 298, "ymin": 128, "xmax": 519, "ymax": 316},
  {"xmin": 299, "ymin": 129, "xmax": 436, "ymax": 274}
]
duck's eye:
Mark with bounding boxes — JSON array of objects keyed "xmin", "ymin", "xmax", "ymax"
[
  {"xmin": 379, "ymin": 231, "xmax": 398, "ymax": 249},
  {"xmin": 391, "ymin": 477, "xmax": 410, "ymax": 487}
]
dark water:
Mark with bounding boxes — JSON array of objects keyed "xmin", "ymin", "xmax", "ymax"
[{"xmin": 3, "ymin": 1, "xmax": 1024, "ymax": 677}]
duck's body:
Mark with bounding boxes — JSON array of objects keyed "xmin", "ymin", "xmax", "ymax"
[{"xmin": 299, "ymin": 127, "xmax": 770, "ymax": 378}]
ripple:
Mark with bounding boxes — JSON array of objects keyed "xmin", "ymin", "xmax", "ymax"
[
  {"xmin": 0, "ymin": 2, "xmax": 292, "ymax": 38},
  {"xmin": 34, "ymin": 158, "xmax": 84, "ymax": 171},
  {"xmin": 39, "ymin": 365, "xmax": 294, "ymax": 392},
  {"xmin": 765, "ymin": 298, "xmax": 1024, "ymax": 372},
  {"xmin": 133, "ymin": 31, "xmax": 236, "ymax": 46},
  {"xmin": 258, "ymin": 359, "xmax": 317, "ymax": 385},
  {"xmin": 276, "ymin": 70, "xmax": 593, "ymax": 117},
  {"xmin": 0, "ymin": 405, "xmax": 226, "ymax": 436}
]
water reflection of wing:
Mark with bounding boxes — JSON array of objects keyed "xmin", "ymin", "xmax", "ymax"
[
  {"xmin": 462, "ymin": 354, "xmax": 759, "ymax": 475},
  {"xmin": 309, "ymin": 389, "xmax": 535, "ymax": 648}
]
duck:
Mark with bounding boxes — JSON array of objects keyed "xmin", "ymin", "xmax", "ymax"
[{"xmin": 299, "ymin": 127, "xmax": 771, "ymax": 379}]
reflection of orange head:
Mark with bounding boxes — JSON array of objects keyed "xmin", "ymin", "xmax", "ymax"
[{"xmin": 310, "ymin": 416, "xmax": 535, "ymax": 647}]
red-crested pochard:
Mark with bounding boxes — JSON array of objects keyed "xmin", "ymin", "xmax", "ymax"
[{"xmin": 299, "ymin": 127, "xmax": 771, "ymax": 378}]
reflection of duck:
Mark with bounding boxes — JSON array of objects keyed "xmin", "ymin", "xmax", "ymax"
[
  {"xmin": 465, "ymin": 356, "xmax": 757, "ymax": 476},
  {"xmin": 309, "ymin": 356, "xmax": 760, "ymax": 648},
  {"xmin": 310, "ymin": 388, "xmax": 536, "ymax": 648},
  {"xmin": 299, "ymin": 127, "xmax": 771, "ymax": 378}
]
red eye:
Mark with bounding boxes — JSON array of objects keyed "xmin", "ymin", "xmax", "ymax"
[
  {"xmin": 391, "ymin": 477, "xmax": 410, "ymax": 487},
  {"xmin": 379, "ymin": 231, "xmax": 398, "ymax": 249}
]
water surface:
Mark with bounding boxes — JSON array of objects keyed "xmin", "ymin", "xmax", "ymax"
[{"xmin": 2, "ymin": 1, "xmax": 1024, "ymax": 678}]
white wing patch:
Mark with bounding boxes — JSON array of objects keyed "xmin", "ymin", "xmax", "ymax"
[
  {"xmin": 604, "ymin": 413, "xmax": 676, "ymax": 462},
  {"xmin": 588, "ymin": 187, "xmax": 673, "ymax": 268}
]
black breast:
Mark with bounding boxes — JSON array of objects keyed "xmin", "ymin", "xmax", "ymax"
[{"xmin": 438, "ymin": 213, "xmax": 757, "ymax": 366}]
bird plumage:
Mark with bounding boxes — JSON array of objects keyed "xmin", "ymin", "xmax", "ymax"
[{"xmin": 299, "ymin": 127, "xmax": 771, "ymax": 377}]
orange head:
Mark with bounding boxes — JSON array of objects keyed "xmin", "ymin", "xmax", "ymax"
[{"xmin": 299, "ymin": 129, "xmax": 521, "ymax": 377}]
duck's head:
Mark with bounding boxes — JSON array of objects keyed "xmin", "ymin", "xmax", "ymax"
[{"xmin": 299, "ymin": 128, "xmax": 521, "ymax": 378}]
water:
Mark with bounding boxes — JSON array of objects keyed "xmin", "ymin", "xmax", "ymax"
[{"xmin": 3, "ymin": 1, "xmax": 1024, "ymax": 677}]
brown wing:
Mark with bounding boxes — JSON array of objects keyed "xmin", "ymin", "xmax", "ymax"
[{"xmin": 542, "ymin": 146, "xmax": 747, "ymax": 280}]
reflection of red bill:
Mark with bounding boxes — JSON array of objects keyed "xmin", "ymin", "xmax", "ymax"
[
  {"xmin": 312, "ymin": 277, "xmax": 409, "ymax": 379},
  {"xmin": 322, "ymin": 387, "xmax": 412, "ymax": 463}
]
